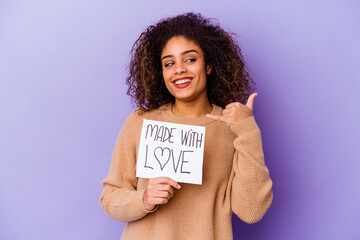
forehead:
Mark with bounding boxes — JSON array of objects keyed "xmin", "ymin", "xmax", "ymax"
[{"xmin": 161, "ymin": 36, "xmax": 203, "ymax": 56}]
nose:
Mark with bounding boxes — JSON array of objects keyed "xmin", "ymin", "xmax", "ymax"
[{"xmin": 175, "ymin": 62, "xmax": 186, "ymax": 75}]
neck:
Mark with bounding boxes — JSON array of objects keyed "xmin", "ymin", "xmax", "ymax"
[{"xmin": 171, "ymin": 98, "xmax": 213, "ymax": 118}]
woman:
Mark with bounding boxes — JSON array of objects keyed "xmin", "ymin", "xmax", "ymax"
[{"xmin": 100, "ymin": 12, "xmax": 273, "ymax": 240}]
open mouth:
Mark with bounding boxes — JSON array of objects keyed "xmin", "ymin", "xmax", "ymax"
[{"xmin": 174, "ymin": 78, "xmax": 193, "ymax": 88}]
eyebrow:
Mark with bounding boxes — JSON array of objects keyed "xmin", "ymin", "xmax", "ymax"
[{"xmin": 161, "ymin": 49, "xmax": 199, "ymax": 61}]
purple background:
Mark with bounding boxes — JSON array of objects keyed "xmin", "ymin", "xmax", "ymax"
[{"xmin": 1, "ymin": 1, "xmax": 359, "ymax": 239}]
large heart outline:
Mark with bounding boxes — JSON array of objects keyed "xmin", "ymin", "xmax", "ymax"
[{"xmin": 154, "ymin": 147, "xmax": 171, "ymax": 171}]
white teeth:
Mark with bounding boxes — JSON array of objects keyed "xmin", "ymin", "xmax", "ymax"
[{"xmin": 175, "ymin": 79, "xmax": 192, "ymax": 85}]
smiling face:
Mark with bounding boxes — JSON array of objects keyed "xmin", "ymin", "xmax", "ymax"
[{"xmin": 161, "ymin": 36, "xmax": 212, "ymax": 104}]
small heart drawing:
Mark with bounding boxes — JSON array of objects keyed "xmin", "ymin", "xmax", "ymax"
[{"xmin": 154, "ymin": 147, "xmax": 171, "ymax": 171}]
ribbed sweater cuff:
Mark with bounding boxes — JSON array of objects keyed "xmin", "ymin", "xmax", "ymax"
[
  {"xmin": 138, "ymin": 189, "xmax": 159, "ymax": 214},
  {"xmin": 229, "ymin": 116, "xmax": 258, "ymax": 136}
]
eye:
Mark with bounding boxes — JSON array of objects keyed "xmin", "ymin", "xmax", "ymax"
[
  {"xmin": 185, "ymin": 58, "xmax": 196, "ymax": 63},
  {"xmin": 164, "ymin": 62, "xmax": 174, "ymax": 67}
]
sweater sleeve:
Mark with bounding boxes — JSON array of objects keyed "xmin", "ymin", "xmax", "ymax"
[
  {"xmin": 228, "ymin": 116, "xmax": 273, "ymax": 224},
  {"xmin": 99, "ymin": 112, "xmax": 157, "ymax": 222}
]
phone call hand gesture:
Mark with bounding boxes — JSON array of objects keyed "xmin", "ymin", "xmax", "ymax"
[{"xmin": 206, "ymin": 93, "xmax": 258, "ymax": 126}]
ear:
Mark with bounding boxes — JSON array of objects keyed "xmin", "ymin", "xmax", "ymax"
[{"xmin": 206, "ymin": 64, "xmax": 212, "ymax": 75}]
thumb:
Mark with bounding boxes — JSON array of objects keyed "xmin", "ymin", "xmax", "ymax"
[{"xmin": 246, "ymin": 92, "xmax": 258, "ymax": 111}]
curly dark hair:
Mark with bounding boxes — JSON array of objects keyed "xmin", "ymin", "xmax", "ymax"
[{"xmin": 126, "ymin": 12, "xmax": 255, "ymax": 111}]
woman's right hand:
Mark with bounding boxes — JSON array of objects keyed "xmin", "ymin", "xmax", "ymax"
[{"xmin": 143, "ymin": 177, "xmax": 181, "ymax": 211}]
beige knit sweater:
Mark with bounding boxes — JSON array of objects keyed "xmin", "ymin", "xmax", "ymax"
[{"xmin": 100, "ymin": 104, "xmax": 273, "ymax": 240}]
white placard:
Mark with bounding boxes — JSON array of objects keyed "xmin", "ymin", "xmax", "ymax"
[{"xmin": 136, "ymin": 119, "xmax": 205, "ymax": 185}]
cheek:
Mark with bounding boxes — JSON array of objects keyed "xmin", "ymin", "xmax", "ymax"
[
  {"xmin": 162, "ymin": 68, "xmax": 171, "ymax": 82},
  {"xmin": 193, "ymin": 65, "xmax": 207, "ymax": 81},
  {"xmin": 162, "ymin": 71, "xmax": 174, "ymax": 93}
]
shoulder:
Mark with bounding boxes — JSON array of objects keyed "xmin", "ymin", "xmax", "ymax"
[
  {"xmin": 123, "ymin": 104, "xmax": 171, "ymax": 128},
  {"xmin": 122, "ymin": 110, "xmax": 143, "ymax": 130},
  {"xmin": 118, "ymin": 105, "xmax": 170, "ymax": 143}
]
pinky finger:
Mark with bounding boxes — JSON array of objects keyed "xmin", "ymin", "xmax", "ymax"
[{"xmin": 154, "ymin": 197, "xmax": 169, "ymax": 205}]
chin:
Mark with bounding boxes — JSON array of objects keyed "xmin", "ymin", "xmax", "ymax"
[{"xmin": 172, "ymin": 93, "xmax": 196, "ymax": 102}]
